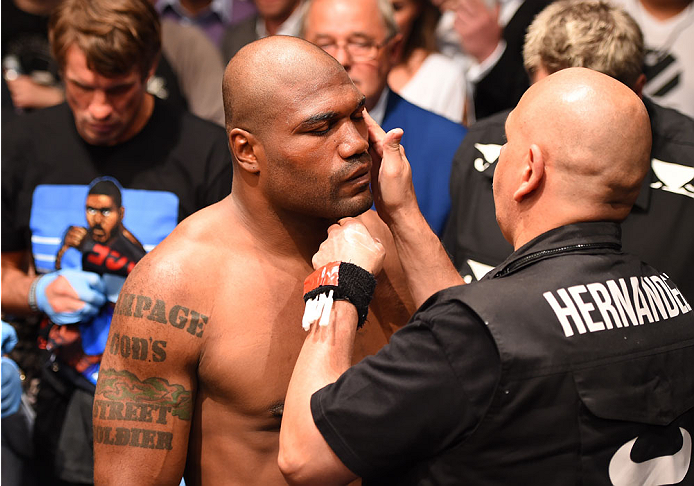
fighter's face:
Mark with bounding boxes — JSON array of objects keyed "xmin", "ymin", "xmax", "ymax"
[
  {"xmin": 63, "ymin": 45, "xmax": 151, "ymax": 146},
  {"xmin": 85, "ymin": 194, "xmax": 122, "ymax": 243},
  {"xmin": 304, "ymin": 0, "xmax": 396, "ymax": 111},
  {"xmin": 258, "ymin": 76, "xmax": 373, "ymax": 221}
]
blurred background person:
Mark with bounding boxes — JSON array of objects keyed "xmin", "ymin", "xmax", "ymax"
[
  {"xmin": 443, "ymin": 0, "xmax": 694, "ymax": 303},
  {"xmin": 2, "ymin": 0, "xmax": 64, "ymax": 116},
  {"xmin": 388, "ymin": 0, "xmax": 467, "ymax": 123},
  {"xmin": 610, "ymin": 0, "xmax": 694, "ymax": 118},
  {"xmin": 222, "ymin": 0, "xmax": 305, "ymax": 61},
  {"xmin": 157, "ymin": 0, "xmax": 257, "ymax": 47}
]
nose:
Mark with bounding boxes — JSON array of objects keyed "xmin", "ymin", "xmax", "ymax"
[
  {"xmin": 89, "ymin": 90, "xmax": 113, "ymax": 121},
  {"xmin": 338, "ymin": 119, "xmax": 369, "ymax": 160},
  {"xmin": 333, "ymin": 45, "xmax": 352, "ymax": 69}
]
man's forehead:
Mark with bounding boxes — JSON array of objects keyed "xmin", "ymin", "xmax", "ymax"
[
  {"xmin": 64, "ymin": 45, "xmax": 140, "ymax": 85},
  {"xmin": 87, "ymin": 194, "xmax": 116, "ymax": 205},
  {"xmin": 306, "ymin": 0, "xmax": 386, "ymax": 38},
  {"xmin": 288, "ymin": 80, "xmax": 363, "ymax": 122}
]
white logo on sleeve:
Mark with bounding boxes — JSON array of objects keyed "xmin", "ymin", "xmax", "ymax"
[
  {"xmin": 651, "ymin": 159, "xmax": 694, "ymax": 199},
  {"xmin": 609, "ymin": 427, "xmax": 691, "ymax": 486},
  {"xmin": 473, "ymin": 144, "xmax": 502, "ymax": 172}
]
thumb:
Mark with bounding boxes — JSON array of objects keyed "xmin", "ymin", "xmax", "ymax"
[{"xmin": 383, "ymin": 128, "xmax": 404, "ymax": 153}]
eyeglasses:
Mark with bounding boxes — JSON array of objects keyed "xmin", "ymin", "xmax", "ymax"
[{"xmin": 316, "ymin": 37, "xmax": 392, "ymax": 62}]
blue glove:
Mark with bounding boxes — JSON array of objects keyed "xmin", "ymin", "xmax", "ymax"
[
  {"xmin": 2, "ymin": 357, "xmax": 22, "ymax": 418},
  {"xmin": 35, "ymin": 269, "xmax": 107, "ymax": 324},
  {"xmin": 2, "ymin": 320, "xmax": 18, "ymax": 354}
]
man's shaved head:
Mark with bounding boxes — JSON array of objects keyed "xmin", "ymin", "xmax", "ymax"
[
  {"xmin": 495, "ymin": 67, "xmax": 652, "ymax": 247},
  {"xmin": 223, "ymin": 35, "xmax": 350, "ymax": 135}
]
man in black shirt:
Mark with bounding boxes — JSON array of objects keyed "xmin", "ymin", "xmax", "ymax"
[{"xmin": 279, "ymin": 67, "xmax": 693, "ymax": 485}]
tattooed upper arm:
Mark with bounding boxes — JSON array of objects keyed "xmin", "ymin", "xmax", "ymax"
[{"xmin": 94, "ymin": 256, "xmax": 207, "ymax": 485}]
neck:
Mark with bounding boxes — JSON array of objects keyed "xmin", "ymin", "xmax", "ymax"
[
  {"xmin": 263, "ymin": 4, "xmax": 298, "ymax": 35},
  {"xmin": 179, "ymin": 0, "xmax": 212, "ymax": 16},
  {"xmin": 639, "ymin": 0, "xmax": 692, "ymax": 20},
  {"xmin": 229, "ymin": 189, "xmax": 333, "ymax": 265}
]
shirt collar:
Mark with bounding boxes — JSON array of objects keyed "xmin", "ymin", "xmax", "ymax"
[
  {"xmin": 157, "ymin": 0, "xmax": 231, "ymax": 23},
  {"xmin": 367, "ymin": 87, "xmax": 389, "ymax": 126},
  {"xmin": 487, "ymin": 222, "xmax": 623, "ymax": 280}
]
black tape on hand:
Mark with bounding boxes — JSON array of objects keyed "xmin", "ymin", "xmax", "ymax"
[{"xmin": 302, "ymin": 262, "xmax": 377, "ymax": 330}]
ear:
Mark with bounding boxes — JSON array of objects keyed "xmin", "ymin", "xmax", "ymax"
[
  {"xmin": 229, "ymin": 128, "xmax": 261, "ymax": 174},
  {"xmin": 513, "ymin": 143, "xmax": 544, "ymax": 202},
  {"xmin": 633, "ymin": 73, "xmax": 647, "ymax": 99},
  {"xmin": 387, "ymin": 34, "xmax": 403, "ymax": 66},
  {"xmin": 119, "ymin": 207, "xmax": 125, "ymax": 221},
  {"xmin": 145, "ymin": 54, "xmax": 159, "ymax": 82}
]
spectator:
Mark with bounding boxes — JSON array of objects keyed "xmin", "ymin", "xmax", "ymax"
[
  {"xmin": 442, "ymin": 0, "xmax": 694, "ymax": 303},
  {"xmin": 1, "ymin": 0, "xmax": 232, "ymax": 483},
  {"xmin": 157, "ymin": 0, "xmax": 257, "ymax": 47},
  {"xmin": 388, "ymin": 0, "xmax": 467, "ymax": 123},
  {"xmin": 302, "ymin": 0, "xmax": 467, "ymax": 235},
  {"xmin": 222, "ymin": 0, "xmax": 305, "ymax": 61},
  {"xmin": 610, "ymin": 0, "xmax": 694, "ymax": 118},
  {"xmin": 2, "ymin": 0, "xmax": 64, "ymax": 115}
]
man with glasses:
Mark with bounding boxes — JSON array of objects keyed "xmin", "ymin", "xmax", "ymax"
[{"xmin": 302, "ymin": 0, "xmax": 467, "ymax": 236}]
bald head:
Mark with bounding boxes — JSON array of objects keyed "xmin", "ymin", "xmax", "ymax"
[
  {"xmin": 495, "ymin": 67, "xmax": 651, "ymax": 247},
  {"xmin": 223, "ymin": 36, "xmax": 349, "ymax": 135}
]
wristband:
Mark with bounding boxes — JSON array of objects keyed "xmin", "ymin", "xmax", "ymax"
[
  {"xmin": 302, "ymin": 261, "xmax": 377, "ymax": 330},
  {"xmin": 28, "ymin": 276, "xmax": 41, "ymax": 313}
]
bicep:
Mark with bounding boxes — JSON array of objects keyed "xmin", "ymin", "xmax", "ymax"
[{"xmin": 94, "ymin": 270, "xmax": 201, "ymax": 485}]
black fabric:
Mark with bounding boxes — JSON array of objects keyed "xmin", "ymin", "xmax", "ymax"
[
  {"xmin": 153, "ymin": 53, "xmax": 188, "ymax": 114},
  {"xmin": 34, "ymin": 363, "xmax": 95, "ymax": 485},
  {"xmin": 442, "ymin": 98, "xmax": 694, "ymax": 303},
  {"xmin": 472, "ymin": 0, "xmax": 552, "ymax": 120},
  {"xmin": 1, "ymin": 0, "xmax": 59, "ymax": 114},
  {"xmin": 311, "ymin": 296, "xmax": 500, "ymax": 484},
  {"xmin": 312, "ymin": 222, "xmax": 694, "ymax": 485}
]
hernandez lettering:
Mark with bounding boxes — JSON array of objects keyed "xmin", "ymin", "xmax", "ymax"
[
  {"xmin": 114, "ymin": 293, "xmax": 208, "ymax": 338},
  {"xmin": 543, "ymin": 273, "xmax": 692, "ymax": 337}
]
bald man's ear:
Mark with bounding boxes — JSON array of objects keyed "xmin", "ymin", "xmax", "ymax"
[
  {"xmin": 387, "ymin": 34, "xmax": 403, "ymax": 66},
  {"xmin": 229, "ymin": 128, "xmax": 261, "ymax": 174},
  {"xmin": 633, "ymin": 74, "xmax": 647, "ymax": 99},
  {"xmin": 513, "ymin": 144, "xmax": 544, "ymax": 202}
]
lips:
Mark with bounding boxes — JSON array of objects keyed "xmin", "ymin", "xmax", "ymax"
[
  {"xmin": 88, "ymin": 122, "xmax": 116, "ymax": 134},
  {"xmin": 346, "ymin": 164, "xmax": 372, "ymax": 185}
]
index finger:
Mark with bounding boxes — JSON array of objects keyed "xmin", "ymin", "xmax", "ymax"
[{"xmin": 364, "ymin": 108, "xmax": 386, "ymax": 158}]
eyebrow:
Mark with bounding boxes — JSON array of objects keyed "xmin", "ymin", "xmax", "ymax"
[{"xmin": 298, "ymin": 96, "xmax": 367, "ymax": 129}]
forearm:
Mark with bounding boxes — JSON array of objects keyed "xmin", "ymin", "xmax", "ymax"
[
  {"xmin": 387, "ymin": 206, "xmax": 464, "ymax": 308},
  {"xmin": 0, "ymin": 262, "xmax": 36, "ymax": 315},
  {"xmin": 280, "ymin": 301, "xmax": 359, "ymax": 485}
]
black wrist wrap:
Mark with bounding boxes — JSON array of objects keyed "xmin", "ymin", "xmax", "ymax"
[{"xmin": 303, "ymin": 262, "xmax": 377, "ymax": 329}]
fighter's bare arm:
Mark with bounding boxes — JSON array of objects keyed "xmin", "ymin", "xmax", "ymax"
[
  {"xmin": 365, "ymin": 110, "xmax": 464, "ymax": 307},
  {"xmin": 94, "ymin": 253, "xmax": 205, "ymax": 485}
]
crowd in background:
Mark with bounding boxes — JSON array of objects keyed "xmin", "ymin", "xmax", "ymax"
[{"xmin": 2, "ymin": 0, "xmax": 693, "ymax": 484}]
